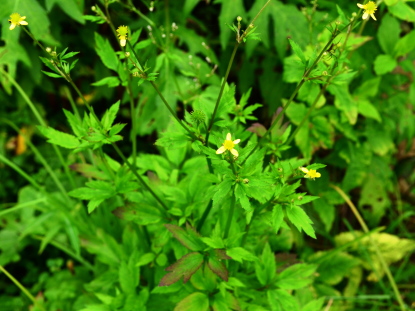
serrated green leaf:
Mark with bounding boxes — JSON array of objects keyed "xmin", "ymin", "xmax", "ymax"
[
  {"xmin": 175, "ymin": 292, "xmax": 209, "ymax": 311},
  {"xmin": 226, "ymin": 247, "xmax": 257, "ymax": 263},
  {"xmin": 286, "ymin": 205, "xmax": 316, "ymax": 239},
  {"xmin": 37, "ymin": 126, "xmax": 80, "ymax": 149},
  {"xmin": 101, "ymin": 101, "xmax": 120, "ymax": 131},
  {"xmin": 288, "ymin": 38, "xmax": 306, "ymax": 64},
  {"xmin": 94, "ymin": 32, "xmax": 119, "ymax": 71},
  {"xmin": 92, "ymin": 76, "xmax": 120, "ymax": 88},
  {"xmin": 158, "ymin": 252, "xmax": 204, "ymax": 286}
]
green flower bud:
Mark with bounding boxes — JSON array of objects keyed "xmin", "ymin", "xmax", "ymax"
[{"xmin": 190, "ymin": 110, "xmax": 206, "ymax": 125}]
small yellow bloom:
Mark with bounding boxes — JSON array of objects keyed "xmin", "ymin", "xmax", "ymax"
[
  {"xmin": 357, "ymin": 1, "xmax": 377, "ymax": 21},
  {"xmin": 116, "ymin": 25, "xmax": 128, "ymax": 47},
  {"xmin": 299, "ymin": 167, "xmax": 321, "ymax": 180},
  {"xmin": 216, "ymin": 133, "xmax": 241, "ymax": 158},
  {"xmin": 8, "ymin": 13, "xmax": 28, "ymax": 30}
]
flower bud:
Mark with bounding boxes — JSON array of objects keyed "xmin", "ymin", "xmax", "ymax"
[
  {"xmin": 125, "ymin": 52, "xmax": 130, "ymax": 57},
  {"xmin": 46, "ymin": 47, "xmax": 52, "ymax": 53},
  {"xmin": 243, "ymin": 178, "xmax": 249, "ymax": 184},
  {"xmin": 237, "ymin": 16, "xmax": 242, "ymax": 22},
  {"xmin": 190, "ymin": 110, "xmax": 206, "ymax": 125}
]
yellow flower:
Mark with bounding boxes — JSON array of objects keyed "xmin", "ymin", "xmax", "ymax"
[
  {"xmin": 116, "ymin": 25, "xmax": 128, "ymax": 47},
  {"xmin": 357, "ymin": 1, "xmax": 377, "ymax": 21},
  {"xmin": 216, "ymin": 133, "xmax": 241, "ymax": 158},
  {"xmin": 8, "ymin": 13, "xmax": 28, "ymax": 30},
  {"xmin": 299, "ymin": 167, "xmax": 321, "ymax": 180}
]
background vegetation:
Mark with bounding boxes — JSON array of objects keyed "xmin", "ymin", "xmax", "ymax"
[{"xmin": 1, "ymin": 0, "xmax": 415, "ymax": 310}]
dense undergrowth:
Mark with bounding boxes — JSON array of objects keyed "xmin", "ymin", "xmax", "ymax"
[{"xmin": 1, "ymin": 0, "xmax": 415, "ymax": 310}]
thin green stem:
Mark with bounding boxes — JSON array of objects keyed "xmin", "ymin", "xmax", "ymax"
[
  {"xmin": 125, "ymin": 41, "xmax": 197, "ymax": 140},
  {"xmin": 285, "ymin": 83, "xmax": 327, "ymax": 146},
  {"xmin": 0, "ymin": 67, "xmax": 76, "ymax": 188},
  {"xmin": 0, "ymin": 153, "xmax": 43, "ymax": 192},
  {"xmin": 111, "ymin": 143, "xmax": 169, "ymax": 212},
  {"xmin": 241, "ymin": 23, "xmax": 349, "ymax": 165},
  {"xmin": 0, "ymin": 265, "xmax": 45, "ymax": 309},
  {"xmin": 1, "ymin": 119, "xmax": 71, "ymax": 202},
  {"xmin": 32, "ymin": 235, "xmax": 94, "ymax": 271},
  {"xmin": 0, "ymin": 199, "xmax": 46, "ymax": 218},
  {"xmin": 330, "ymin": 185, "xmax": 407, "ymax": 311},
  {"xmin": 197, "ymin": 200, "xmax": 213, "ymax": 232},
  {"xmin": 287, "ymin": 17, "xmax": 357, "ymax": 146},
  {"xmin": 206, "ymin": 43, "xmax": 239, "ymax": 143},
  {"xmin": 224, "ymin": 189, "xmax": 236, "ymax": 239}
]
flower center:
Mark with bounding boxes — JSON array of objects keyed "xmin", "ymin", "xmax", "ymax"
[
  {"xmin": 365, "ymin": 1, "xmax": 377, "ymax": 13},
  {"xmin": 224, "ymin": 140, "xmax": 235, "ymax": 150},
  {"xmin": 307, "ymin": 169, "xmax": 319, "ymax": 178},
  {"xmin": 10, "ymin": 13, "xmax": 22, "ymax": 23}
]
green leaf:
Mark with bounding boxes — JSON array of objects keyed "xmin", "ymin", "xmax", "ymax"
[
  {"xmin": 158, "ymin": 252, "xmax": 204, "ymax": 286},
  {"xmin": 288, "ymin": 38, "xmax": 306, "ymax": 64},
  {"xmin": 207, "ymin": 249, "xmax": 231, "ymax": 281},
  {"xmin": 388, "ymin": 1, "xmax": 415, "ymax": 22},
  {"xmin": 377, "ymin": 13, "xmax": 401, "ymax": 55},
  {"xmin": 45, "ymin": 0, "xmax": 85, "ymax": 24},
  {"xmin": 41, "ymin": 71, "xmax": 62, "ymax": 79},
  {"xmin": 68, "ymin": 181, "xmax": 116, "ymax": 213},
  {"xmin": 255, "ymin": 243, "xmax": 276, "ymax": 286},
  {"xmin": 314, "ymin": 251, "xmax": 360, "ymax": 285},
  {"xmin": 101, "ymin": 101, "xmax": 120, "ymax": 131},
  {"xmin": 286, "ymin": 206, "xmax": 316, "ymax": 239},
  {"xmin": 267, "ymin": 289, "xmax": 300, "ymax": 311},
  {"xmin": 37, "ymin": 126, "xmax": 80, "ymax": 149},
  {"xmin": 271, "ymin": 205, "xmax": 284, "ymax": 234},
  {"xmin": 358, "ymin": 100, "xmax": 382, "ymax": 122},
  {"xmin": 175, "ymin": 292, "xmax": 209, "ymax": 311},
  {"xmin": 226, "ymin": 247, "xmax": 257, "ymax": 263},
  {"xmin": 165, "ymin": 224, "xmax": 205, "ymax": 251},
  {"xmin": 274, "ymin": 263, "xmax": 317, "ymax": 290},
  {"xmin": 374, "ymin": 54, "xmax": 398, "ymax": 75},
  {"xmin": 393, "ymin": 30, "xmax": 415, "ymax": 58},
  {"xmin": 94, "ymin": 32, "xmax": 119, "ymax": 71},
  {"xmin": 119, "ymin": 260, "xmax": 138, "ymax": 294},
  {"xmin": 327, "ymin": 85, "xmax": 358, "ymax": 125},
  {"xmin": 91, "ymin": 76, "xmax": 120, "ymax": 88}
]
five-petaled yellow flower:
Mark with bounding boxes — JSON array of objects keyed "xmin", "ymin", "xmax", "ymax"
[
  {"xmin": 299, "ymin": 167, "xmax": 321, "ymax": 180},
  {"xmin": 116, "ymin": 25, "xmax": 128, "ymax": 47},
  {"xmin": 357, "ymin": 1, "xmax": 377, "ymax": 21},
  {"xmin": 216, "ymin": 133, "xmax": 240, "ymax": 158},
  {"xmin": 9, "ymin": 13, "xmax": 28, "ymax": 30}
]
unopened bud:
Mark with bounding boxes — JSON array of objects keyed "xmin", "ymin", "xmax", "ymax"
[
  {"xmin": 237, "ymin": 16, "xmax": 242, "ymax": 22},
  {"xmin": 298, "ymin": 196, "xmax": 303, "ymax": 201},
  {"xmin": 46, "ymin": 47, "xmax": 52, "ymax": 53},
  {"xmin": 190, "ymin": 110, "xmax": 206, "ymax": 125},
  {"xmin": 322, "ymin": 71, "xmax": 328, "ymax": 76},
  {"xmin": 91, "ymin": 6, "xmax": 96, "ymax": 11},
  {"xmin": 125, "ymin": 52, "xmax": 130, "ymax": 57},
  {"xmin": 243, "ymin": 178, "xmax": 249, "ymax": 184}
]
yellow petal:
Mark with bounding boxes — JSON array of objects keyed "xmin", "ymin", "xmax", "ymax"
[
  {"xmin": 362, "ymin": 12, "xmax": 369, "ymax": 19},
  {"xmin": 357, "ymin": 3, "xmax": 365, "ymax": 8},
  {"xmin": 370, "ymin": 13, "xmax": 377, "ymax": 21},
  {"xmin": 216, "ymin": 146, "xmax": 226, "ymax": 154},
  {"xmin": 9, "ymin": 23, "xmax": 16, "ymax": 30},
  {"xmin": 20, "ymin": 21, "xmax": 28, "ymax": 25},
  {"xmin": 226, "ymin": 133, "xmax": 232, "ymax": 141},
  {"xmin": 233, "ymin": 139, "xmax": 240, "ymax": 145},
  {"xmin": 231, "ymin": 148, "xmax": 239, "ymax": 157},
  {"xmin": 299, "ymin": 167, "xmax": 309, "ymax": 174}
]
